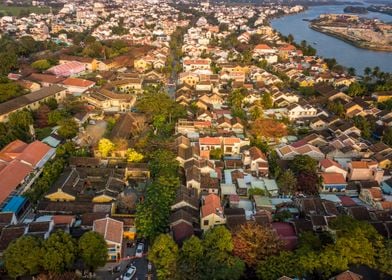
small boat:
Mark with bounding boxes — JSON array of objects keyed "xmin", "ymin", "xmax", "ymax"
[{"xmin": 313, "ymin": 42, "xmax": 317, "ymax": 45}]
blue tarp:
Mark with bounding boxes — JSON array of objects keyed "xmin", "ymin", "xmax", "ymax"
[{"xmin": 2, "ymin": 196, "xmax": 27, "ymax": 213}]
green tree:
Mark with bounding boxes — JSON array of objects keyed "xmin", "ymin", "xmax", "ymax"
[
  {"xmin": 228, "ymin": 88, "xmax": 247, "ymax": 109},
  {"xmin": 261, "ymin": 92, "xmax": 273, "ymax": 109},
  {"xmin": 31, "ymin": 59, "xmax": 51, "ymax": 71},
  {"xmin": 148, "ymin": 149, "xmax": 178, "ymax": 178},
  {"xmin": 353, "ymin": 116, "xmax": 372, "ymax": 139},
  {"xmin": 202, "ymin": 226, "xmax": 245, "ymax": 280},
  {"xmin": 48, "ymin": 110, "xmax": 68, "ymax": 126},
  {"xmin": 42, "ymin": 231, "xmax": 78, "ymax": 274},
  {"xmin": 4, "ymin": 236, "xmax": 43, "ymax": 278},
  {"xmin": 0, "ymin": 51, "xmax": 17, "ymax": 75},
  {"xmin": 8, "ymin": 109, "xmax": 34, "ymax": 141},
  {"xmin": 277, "ymin": 169, "xmax": 297, "ymax": 195},
  {"xmin": 148, "ymin": 234, "xmax": 178, "ymax": 280},
  {"xmin": 327, "ymin": 101, "xmax": 345, "ymax": 117},
  {"xmin": 136, "ymin": 91, "xmax": 185, "ymax": 135},
  {"xmin": 347, "ymin": 82, "xmax": 366, "ymax": 97},
  {"xmin": 383, "ymin": 127, "xmax": 392, "ymax": 146},
  {"xmin": 136, "ymin": 176, "xmax": 180, "ymax": 239},
  {"xmin": 376, "ymin": 240, "xmax": 392, "ymax": 276},
  {"xmin": 57, "ymin": 118, "xmax": 79, "ymax": 139},
  {"xmin": 257, "ymin": 251, "xmax": 301, "ymax": 280},
  {"xmin": 290, "ymin": 155, "xmax": 318, "ymax": 174},
  {"xmin": 78, "ymin": 231, "xmax": 107, "ymax": 272},
  {"xmin": 178, "ymin": 236, "xmax": 204, "ymax": 280},
  {"xmin": 210, "ymin": 148, "xmax": 223, "ymax": 160}
]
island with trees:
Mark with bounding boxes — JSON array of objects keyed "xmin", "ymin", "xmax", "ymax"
[{"xmin": 310, "ymin": 13, "xmax": 392, "ymax": 51}]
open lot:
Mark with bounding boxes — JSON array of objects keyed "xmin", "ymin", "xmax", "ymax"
[{"xmin": 0, "ymin": 4, "xmax": 51, "ymax": 16}]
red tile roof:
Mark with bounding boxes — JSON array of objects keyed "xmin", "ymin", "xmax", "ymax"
[
  {"xmin": 201, "ymin": 194, "xmax": 222, "ymax": 218},
  {"xmin": 16, "ymin": 141, "xmax": 52, "ymax": 167},
  {"xmin": 61, "ymin": 77, "xmax": 95, "ymax": 88},
  {"xmin": 320, "ymin": 158, "xmax": 342, "ymax": 169},
  {"xmin": 52, "ymin": 215, "xmax": 75, "ymax": 225},
  {"xmin": 0, "ymin": 161, "xmax": 33, "ymax": 204},
  {"xmin": 321, "ymin": 172, "xmax": 346, "ymax": 185},
  {"xmin": 0, "ymin": 140, "xmax": 52, "ymax": 204},
  {"xmin": 93, "ymin": 217, "xmax": 123, "ymax": 244},
  {"xmin": 199, "ymin": 137, "xmax": 221, "ymax": 145},
  {"xmin": 249, "ymin": 146, "xmax": 267, "ymax": 161},
  {"xmin": 254, "ymin": 44, "xmax": 272, "ymax": 50},
  {"xmin": 223, "ymin": 138, "xmax": 240, "ymax": 145},
  {"xmin": 172, "ymin": 222, "xmax": 194, "ymax": 244},
  {"xmin": 339, "ymin": 196, "xmax": 357, "ymax": 207}
]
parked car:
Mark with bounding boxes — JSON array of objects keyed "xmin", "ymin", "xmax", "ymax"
[
  {"xmin": 123, "ymin": 266, "xmax": 137, "ymax": 280},
  {"xmin": 109, "ymin": 265, "xmax": 121, "ymax": 274},
  {"xmin": 135, "ymin": 243, "xmax": 144, "ymax": 258}
]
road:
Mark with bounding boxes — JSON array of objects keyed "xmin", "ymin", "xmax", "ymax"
[{"xmin": 95, "ymin": 242, "xmax": 152, "ymax": 280}]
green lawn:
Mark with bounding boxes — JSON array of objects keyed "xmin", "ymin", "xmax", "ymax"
[{"xmin": 0, "ymin": 4, "xmax": 51, "ymax": 17}]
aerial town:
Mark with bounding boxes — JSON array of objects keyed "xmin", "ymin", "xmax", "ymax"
[{"xmin": 0, "ymin": 0, "xmax": 391, "ymax": 279}]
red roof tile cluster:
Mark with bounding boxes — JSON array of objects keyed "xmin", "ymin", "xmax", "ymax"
[{"xmin": 0, "ymin": 140, "xmax": 52, "ymax": 204}]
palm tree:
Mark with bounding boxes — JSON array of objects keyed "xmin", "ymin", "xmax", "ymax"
[
  {"xmin": 364, "ymin": 67, "xmax": 371, "ymax": 77},
  {"xmin": 347, "ymin": 67, "xmax": 356, "ymax": 76},
  {"xmin": 372, "ymin": 66, "xmax": 380, "ymax": 79}
]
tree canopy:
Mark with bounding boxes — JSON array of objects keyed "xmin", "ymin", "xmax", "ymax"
[
  {"xmin": 42, "ymin": 231, "xmax": 78, "ymax": 274},
  {"xmin": 4, "ymin": 236, "xmax": 43, "ymax": 278},
  {"xmin": 232, "ymin": 223, "xmax": 283, "ymax": 266},
  {"xmin": 78, "ymin": 231, "xmax": 108, "ymax": 272},
  {"xmin": 148, "ymin": 234, "xmax": 179, "ymax": 280}
]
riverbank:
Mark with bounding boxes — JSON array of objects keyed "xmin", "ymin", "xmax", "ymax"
[{"xmin": 310, "ymin": 24, "xmax": 392, "ymax": 52}]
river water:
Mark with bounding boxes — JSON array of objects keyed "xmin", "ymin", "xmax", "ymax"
[{"xmin": 270, "ymin": 4, "xmax": 392, "ymax": 74}]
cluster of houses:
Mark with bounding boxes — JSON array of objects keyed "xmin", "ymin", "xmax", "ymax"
[
  {"xmin": 169, "ymin": 127, "xmax": 392, "ymax": 246},
  {"xmin": 163, "ymin": 6, "xmax": 392, "ymax": 251}
]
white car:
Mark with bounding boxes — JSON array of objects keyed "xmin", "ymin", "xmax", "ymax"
[
  {"xmin": 135, "ymin": 243, "xmax": 144, "ymax": 258},
  {"xmin": 123, "ymin": 266, "xmax": 136, "ymax": 280}
]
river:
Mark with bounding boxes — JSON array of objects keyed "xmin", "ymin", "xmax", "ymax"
[{"xmin": 270, "ymin": 4, "xmax": 392, "ymax": 74}]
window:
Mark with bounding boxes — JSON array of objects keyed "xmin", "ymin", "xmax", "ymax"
[{"xmin": 203, "ymin": 220, "xmax": 209, "ymax": 226}]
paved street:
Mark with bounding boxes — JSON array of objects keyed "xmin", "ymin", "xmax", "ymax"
[{"xmin": 95, "ymin": 242, "xmax": 151, "ymax": 280}]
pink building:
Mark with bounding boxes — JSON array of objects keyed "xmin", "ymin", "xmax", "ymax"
[{"xmin": 47, "ymin": 61, "xmax": 86, "ymax": 77}]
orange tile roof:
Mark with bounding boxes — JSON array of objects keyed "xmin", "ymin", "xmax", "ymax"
[
  {"xmin": 0, "ymin": 140, "xmax": 53, "ymax": 204},
  {"xmin": 350, "ymin": 161, "xmax": 377, "ymax": 169},
  {"xmin": 335, "ymin": 271, "xmax": 363, "ymax": 280},
  {"xmin": 0, "ymin": 160, "xmax": 33, "ymax": 204},
  {"xmin": 94, "ymin": 217, "xmax": 123, "ymax": 244},
  {"xmin": 320, "ymin": 158, "xmax": 343, "ymax": 169},
  {"xmin": 321, "ymin": 172, "xmax": 346, "ymax": 185},
  {"xmin": 368, "ymin": 187, "xmax": 383, "ymax": 200},
  {"xmin": 52, "ymin": 215, "xmax": 75, "ymax": 225},
  {"xmin": 201, "ymin": 194, "xmax": 222, "ymax": 218},
  {"xmin": 279, "ymin": 44, "xmax": 296, "ymax": 51},
  {"xmin": 61, "ymin": 77, "xmax": 95, "ymax": 88},
  {"xmin": 183, "ymin": 59, "xmax": 210, "ymax": 65},
  {"xmin": 380, "ymin": 201, "xmax": 392, "ymax": 210},
  {"xmin": 254, "ymin": 44, "xmax": 272, "ymax": 50},
  {"xmin": 199, "ymin": 137, "xmax": 221, "ymax": 145},
  {"xmin": 223, "ymin": 138, "xmax": 240, "ymax": 145},
  {"xmin": 16, "ymin": 141, "xmax": 52, "ymax": 167}
]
